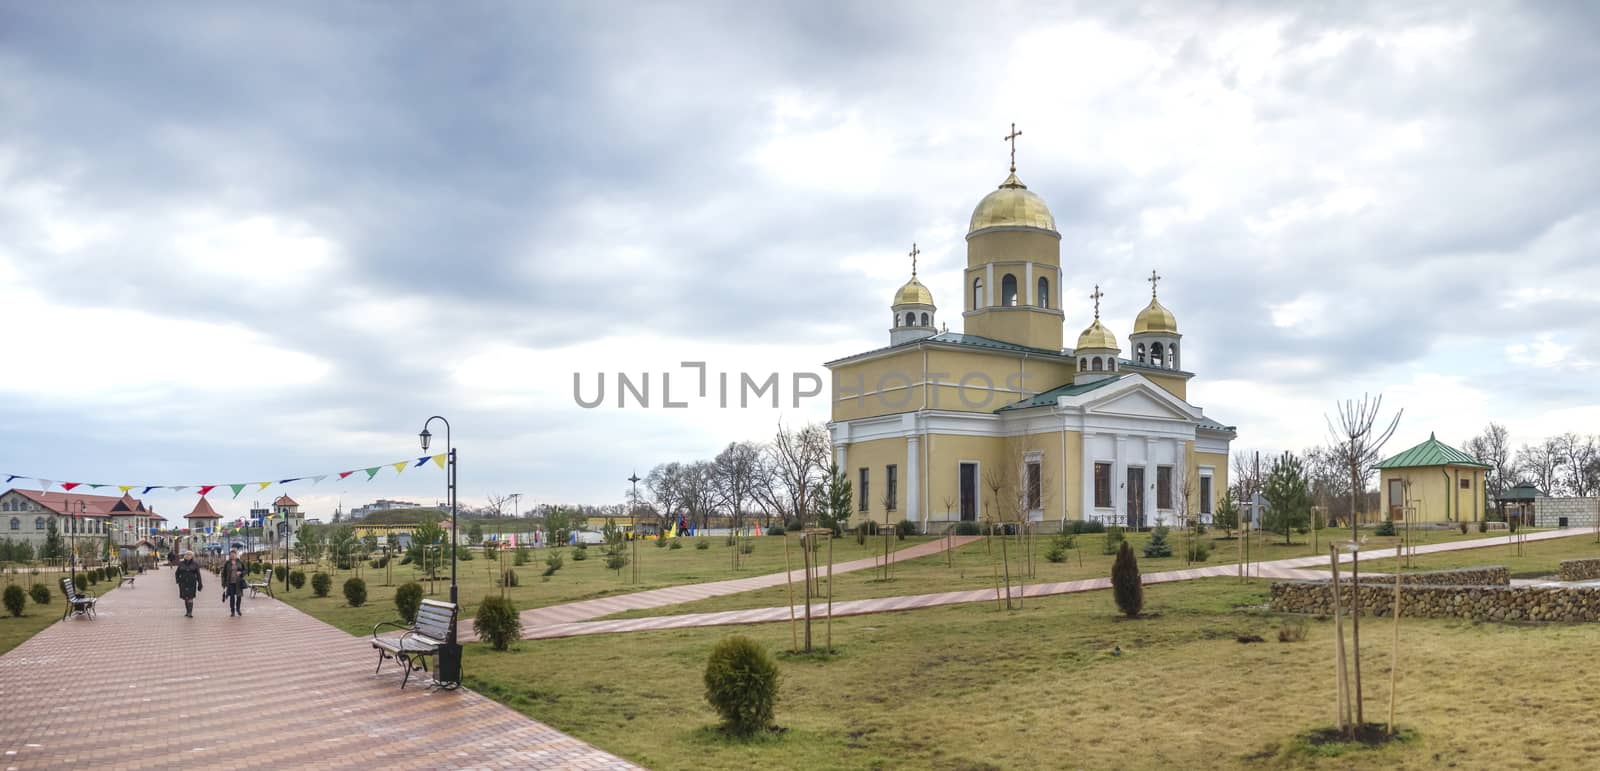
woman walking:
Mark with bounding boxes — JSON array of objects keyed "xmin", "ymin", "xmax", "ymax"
[
  {"xmin": 175, "ymin": 550, "xmax": 203, "ymax": 617},
  {"xmin": 221, "ymin": 550, "xmax": 248, "ymax": 616}
]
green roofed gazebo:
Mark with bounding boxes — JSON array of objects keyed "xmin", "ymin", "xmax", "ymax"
[{"xmin": 1374, "ymin": 433, "xmax": 1491, "ymax": 523}]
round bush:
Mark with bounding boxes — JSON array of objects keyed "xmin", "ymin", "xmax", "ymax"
[
  {"xmin": 570, "ymin": 546, "xmax": 588, "ymax": 561},
  {"xmin": 474, "ymin": 594, "xmax": 522, "ymax": 651},
  {"xmin": 343, "ymin": 577, "xmax": 367, "ymax": 607},
  {"xmin": 501, "ymin": 568, "xmax": 520, "ymax": 588},
  {"xmin": 896, "ymin": 519, "xmax": 918, "ymax": 538},
  {"xmin": 394, "ymin": 582, "xmax": 423, "ymax": 623},
  {"xmin": 954, "ymin": 521, "xmax": 981, "ymax": 536},
  {"xmin": 72, "ymin": 573, "xmax": 88, "ymax": 589},
  {"xmin": 695, "ymin": 539, "xmax": 710, "ymax": 550},
  {"xmin": 29, "ymin": 583, "xmax": 51, "ymax": 606},
  {"xmin": 1375, "ymin": 519, "xmax": 1397, "ymax": 537},
  {"xmin": 290, "ymin": 570, "xmax": 307, "ymax": 590},
  {"xmin": 766, "ymin": 526, "xmax": 785, "ymax": 536},
  {"xmin": 703, "ymin": 635, "xmax": 780, "ymax": 734},
  {"xmin": 274, "ymin": 565, "xmax": 288, "ymax": 582},
  {"xmin": 669, "ymin": 539, "xmax": 683, "ymax": 550},
  {"xmin": 3, "ymin": 585, "xmax": 25, "ymax": 617},
  {"xmin": 309, "ymin": 571, "xmax": 330, "ymax": 597}
]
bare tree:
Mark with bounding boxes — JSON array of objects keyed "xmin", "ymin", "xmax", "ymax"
[
  {"xmin": 1553, "ymin": 433, "xmax": 1599, "ymax": 498},
  {"xmin": 747, "ymin": 450, "xmax": 790, "ymax": 529},
  {"xmin": 483, "ymin": 493, "xmax": 512, "ymax": 520},
  {"xmin": 1516, "ymin": 439, "xmax": 1564, "ymax": 496},
  {"xmin": 1464, "ymin": 423, "xmax": 1516, "ymax": 512},
  {"xmin": 680, "ymin": 461, "xmax": 719, "ymax": 532},
  {"xmin": 712, "ymin": 441, "xmax": 763, "ymax": 568},
  {"xmin": 1326, "ymin": 394, "xmax": 1403, "ymax": 542},
  {"xmin": 645, "ymin": 462, "xmax": 685, "ymax": 531},
  {"xmin": 769, "ymin": 421, "xmax": 830, "ymax": 530}
]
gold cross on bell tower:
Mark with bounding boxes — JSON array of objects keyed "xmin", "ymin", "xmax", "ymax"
[
  {"xmin": 1147, "ymin": 269, "xmax": 1162, "ymax": 298},
  {"xmin": 1089, "ymin": 284, "xmax": 1104, "ymax": 320},
  {"xmin": 1004, "ymin": 122, "xmax": 1022, "ymax": 173},
  {"xmin": 909, "ymin": 242, "xmax": 920, "ymax": 277}
]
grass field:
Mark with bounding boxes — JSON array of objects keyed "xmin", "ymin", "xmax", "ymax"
[
  {"xmin": 461, "ymin": 576, "xmax": 1599, "ymax": 770},
  {"xmin": 1394, "ymin": 529, "xmax": 1600, "ymax": 577},
  {"xmin": 0, "ymin": 573, "xmax": 121, "ymax": 655}
]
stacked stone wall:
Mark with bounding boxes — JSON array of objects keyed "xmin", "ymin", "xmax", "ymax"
[
  {"xmin": 1270, "ymin": 581, "xmax": 1600, "ymax": 622},
  {"xmin": 1534, "ymin": 496, "xmax": 1600, "ymax": 528},
  {"xmin": 1558, "ymin": 558, "xmax": 1600, "ymax": 582},
  {"xmin": 1356, "ymin": 566, "xmax": 1508, "ymax": 587}
]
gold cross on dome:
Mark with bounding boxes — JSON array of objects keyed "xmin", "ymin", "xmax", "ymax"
[
  {"xmin": 1090, "ymin": 284, "xmax": 1104, "ymax": 319},
  {"xmin": 909, "ymin": 243, "xmax": 920, "ymax": 277},
  {"xmin": 1147, "ymin": 269, "xmax": 1162, "ymax": 298},
  {"xmin": 1005, "ymin": 122, "xmax": 1022, "ymax": 173}
]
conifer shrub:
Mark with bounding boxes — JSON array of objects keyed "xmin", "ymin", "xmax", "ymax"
[
  {"xmin": 542, "ymin": 551, "xmax": 564, "ymax": 577},
  {"xmin": 896, "ymin": 519, "xmax": 917, "ymax": 538},
  {"xmin": 695, "ymin": 539, "xmax": 710, "ymax": 550},
  {"xmin": 289, "ymin": 569, "xmax": 307, "ymax": 590},
  {"xmin": 1142, "ymin": 526, "xmax": 1173, "ymax": 558},
  {"xmin": 1101, "ymin": 526, "xmax": 1126, "ymax": 555},
  {"xmin": 669, "ymin": 539, "xmax": 683, "ymax": 550},
  {"xmin": 571, "ymin": 545, "xmax": 588, "ymax": 561},
  {"xmin": 655, "ymin": 535, "xmax": 670, "ymax": 547},
  {"xmin": 1375, "ymin": 519, "xmax": 1397, "ymax": 537},
  {"xmin": 501, "ymin": 568, "xmax": 520, "ymax": 588},
  {"xmin": 30, "ymin": 583, "xmax": 51, "ymax": 606},
  {"xmin": 394, "ymin": 582, "xmax": 423, "ymax": 623},
  {"xmin": 1112, "ymin": 541, "xmax": 1143, "ymax": 618},
  {"xmin": 343, "ymin": 577, "xmax": 367, "ymax": 607},
  {"xmin": 274, "ymin": 565, "xmax": 288, "ymax": 582},
  {"xmin": 1045, "ymin": 533, "xmax": 1075, "ymax": 563},
  {"xmin": 766, "ymin": 526, "xmax": 785, "ymax": 536},
  {"xmin": 1478, "ymin": 519, "xmax": 1488, "ymax": 533},
  {"xmin": 703, "ymin": 635, "xmax": 780, "ymax": 735},
  {"xmin": 3, "ymin": 585, "xmax": 25, "ymax": 617},
  {"xmin": 474, "ymin": 594, "xmax": 521, "ymax": 651},
  {"xmin": 1185, "ymin": 539, "xmax": 1211, "ymax": 562},
  {"xmin": 309, "ymin": 571, "xmax": 329, "ymax": 596}
]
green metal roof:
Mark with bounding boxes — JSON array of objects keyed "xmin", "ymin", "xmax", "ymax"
[
  {"xmin": 995, "ymin": 376, "xmax": 1125, "ymax": 412},
  {"xmin": 824, "ymin": 331, "xmax": 1068, "ymax": 367},
  {"xmin": 1374, "ymin": 433, "xmax": 1491, "ymax": 469},
  {"xmin": 1498, "ymin": 482, "xmax": 1543, "ymax": 501}
]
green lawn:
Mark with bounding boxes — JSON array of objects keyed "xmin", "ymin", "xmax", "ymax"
[
  {"xmin": 0, "ymin": 573, "xmax": 121, "ymax": 656},
  {"xmin": 277, "ymin": 536, "xmax": 935, "ymax": 635},
  {"xmin": 605, "ymin": 527, "xmax": 1520, "ymax": 620},
  {"xmin": 1393, "ymin": 530, "xmax": 1600, "ymax": 577},
  {"xmin": 460, "ymin": 576, "xmax": 1599, "ymax": 770}
]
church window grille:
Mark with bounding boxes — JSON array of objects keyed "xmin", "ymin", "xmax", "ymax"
[
  {"xmin": 1037, "ymin": 277, "xmax": 1050, "ymax": 309},
  {"xmin": 1157, "ymin": 466, "xmax": 1173, "ymax": 510},
  {"xmin": 1026, "ymin": 462, "xmax": 1041, "ymax": 510},
  {"xmin": 858, "ymin": 468, "xmax": 870, "ymax": 512},
  {"xmin": 1000, "ymin": 274, "xmax": 1018, "ymax": 307},
  {"xmin": 1200, "ymin": 476, "xmax": 1213, "ymax": 515},
  {"xmin": 972, "ymin": 278, "xmax": 984, "ymax": 309},
  {"xmin": 1079, "ymin": 359, "xmax": 1087, "ymax": 372},
  {"xmin": 1151, "ymin": 342, "xmax": 1165, "ymax": 368},
  {"xmin": 885, "ymin": 465, "xmax": 898, "ymax": 511},
  {"xmin": 1091, "ymin": 357, "xmax": 1103, "ymax": 372},
  {"xmin": 1094, "ymin": 463, "xmax": 1113, "ymax": 508}
]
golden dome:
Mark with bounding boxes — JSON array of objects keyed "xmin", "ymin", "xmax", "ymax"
[
  {"xmin": 968, "ymin": 173, "xmax": 1057, "ymax": 234},
  {"xmin": 894, "ymin": 277, "xmax": 934, "ymax": 306},
  {"xmin": 1075, "ymin": 319, "xmax": 1119, "ymax": 351},
  {"xmin": 1133, "ymin": 297, "xmax": 1178, "ymax": 334}
]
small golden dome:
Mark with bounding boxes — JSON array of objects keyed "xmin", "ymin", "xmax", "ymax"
[
  {"xmin": 894, "ymin": 277, "xmax": 934, "ymax": 307},
  {"xmin": 1133, "ymin": 298, "xmax": 1178, "ymax": 334},
  {"xmin": 1076, "ymin": 319, "xmax": 1119, "ymax": 351},
  {"xmin": 968, "ymin": 173, "xmax": 1057, "ymax": 234}
]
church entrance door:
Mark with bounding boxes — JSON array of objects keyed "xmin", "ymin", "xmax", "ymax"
[
  {"xmin": 959, "ymin": 463, "xmax": 978, "ymax": 521},
  {"xmin": 1126, "ymin": 467, "xmax": 1145, "ymax": 530}
]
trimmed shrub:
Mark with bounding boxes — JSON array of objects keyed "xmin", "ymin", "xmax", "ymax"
[
  {"xmin": 1112, "ymin": 541, "xmax": 1143, "ymax": 618},
  {"xmin": 343, "ymin": 577, "xmax": 367, "ymax": 607},
  {"xmin": 605, "ymin": 553, "xmax": 627, "ymax": 574},
  {"xmin": 394, "ymin": 582, "xmax": 423, "ymax": 623},
  {"xmin": 290, "ymin": 570, "xmax": 307, "ymax": 590},
  {"xmin": 785, "ymin": 519, "xmax": 803, "ymax": 532},
  {"xmin": 695, "ymin": 539, "xmax": 710, "ymax": 550},
  {"xmin": 739, "ymin": 542, "xmax": 755, "ymax": 555},
  {"xmin": 474, "ymin": 594, "xmax": 522, "ymax": 651},
  {"xmin": 704, "ymin": 635, "xmax": 780, "ymax": 735},
  {"xmin": 70, "ymin": 574, "xmax": 88, "ymax": 592},
  {"xmin": 3, "ymin": 585, "xmax": 25, "ymax": 617},
  {"xmin": 655, "ymin": 536, "xmax": 669, "ymax": 548},
  {"xmin": 458, "ymin": 547, "xmax": 474, "ymax": 561},
  {"xmin": 30, "ymin": 583, "xmax": 51, "ymax": 606},
  {"xmin": 1142, "ymin": 526, "xmax": 1173, "ymax": 558},
  {"xmin": 1101, "ymin": 526, "xmax": 1125, "ymax": 555},
  {"xmin": 1478, "ymin": 519, "xmax": 1488, "ymax": 534},
  {"xmin": 501, "ymin": 568, "xmax": 520, "ymax": 588},
  {"xmin": 1459, "ymin": 521, "xmax": 1469, "ymax": 535},
  {"xmin": 274, "ymin": 565, "xmax": 288, "ymax": 582},
  {"xmin": 1065, "ymin": 520, "xmax": 1107, "ymax": 535},
  {"xmin": 669, "ymin": 539, "xmax": 683, "ymax": 550},
  {"xmin": 571, "ymin": 546, "xmax": 588, "ymax": 561},
  {"xmin": 513, "ymin": 548, "xmax": 530, "ymax": 567},
  {"xmin": 542, "ymin": 551, "xmax": 564, "ymax": 577},
  {"xmin": 954, "ymin": 521, "xmax": 981, "ymax": 536},
  {"xmin": 896, "ymin": 519, "xmax": 917, "ymax": 538},
  {"xmin": 1375, "ymin": 519, "xmax": 1397, "ymax": 537},
  {"xmin": 309, "ymin": 571, "xmax": 330, "ymax": 596},
  {"xmin": 766, "ymin": 526, "xmax": 785, "ymax": 536},
  {"xmin": 1184, "ymin": 539, "xmax": 1211, "ymax": 562},
  {"xmin": 1045, "ymin": 533, "xmax": 1075, "ymax": 563}
]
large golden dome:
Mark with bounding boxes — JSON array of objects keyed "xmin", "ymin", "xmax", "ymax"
[
  {"xmin": 968, "ymin": 173, "xmax": 1057, "ymax": 234},
  {"xmin": 894, "ymin": 277, "xmax": 934, "ymax": 306},
  {"xmin": 1075, "ymin": 319, "xmax": 1119, "ymax": 351},
  {"xmin": 1133, "ymin": 298, "xmax": 1178, "ymax": 334}
]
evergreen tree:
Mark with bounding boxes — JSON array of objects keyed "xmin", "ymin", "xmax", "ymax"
[
  {"xmin": 467, "ymin": 520, "xmax": 484, "ymax": 546},
  {"xmin": 1112, "ymin": 541, "xmax": 1143, "ymax": 618},
  {"xmin": 818, "ymin": 462, "xmax": 853, "ymax": 534},
  {"xmin": 41, "ymin": 519, "xmax": 63, "ymax": 560},
  {"xmin": 1142, "ymin": 525, "xmax": 1173, "ymax": 558},
  {"xmin": 1263, "ymin": 453, "xmax": 1312, "ymax": 544},
  {"xmin": 1213, "ymin": 494, "xmax": 1240, "ymax": 539}
]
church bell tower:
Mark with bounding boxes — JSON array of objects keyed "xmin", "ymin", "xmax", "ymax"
[{"xmin": 962, "ymin": 123, "xmax": 1064, "ymax": 351}]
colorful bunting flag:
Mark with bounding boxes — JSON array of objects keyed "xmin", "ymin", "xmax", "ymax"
[
  {"xmin": 258, "ymin": 482, "xmax": 272, "ymax": 491},
  {"xmin": 61, "ymin": 482, "xmax": 81, "ymax": 491},
  {"xmin": 229, "ymin": 484, "xmax": 247, "ymax": 499},
  {"xmin": 119, "ymin": 486, "xmax": 134, "ymax": 494},
  {"xmin": 171, "ymin": 486, "xmax": 189, "ymax": 493},
  {"xmin": 414, "ymin": 456, "xmax": 430, "ymax": 467},
  {"xmin": 278, "ymin": 478, "xmax": 301, "ymax": 485},
  {"xmin": 197, "ymin": 485, "xmax": 216, "ymax": 497},
  {"xmin": 434, "ymin": 454, "xmax": 447, "ymax": 469},
  {"xmin": 4, "ymin": 475, "xmax": 17, "ymax": 484},
  {"xmin": 311, "ymin": 475, "xmax": 327, "ymax": 485},
  {"xmin": 142, "ymin": 486, "xmax": 160, "ymax": 494},
  {"xmin": 364, "ymin": 467, "xmax": 381, "ymax": 480},
  {"xmin": 4, "ymin": 452, "xmax": 446, "ymax": 500},
  {"xmin": 391, "ymin": 461, "xmax": 408, "ymax": 474},
  {"xmin": 338, "ymin": 471, "xmax": 355, "ymax": 480},
  {"xmin": 39, "ymin": 479, "xmax": 53, "ymax": 492}
]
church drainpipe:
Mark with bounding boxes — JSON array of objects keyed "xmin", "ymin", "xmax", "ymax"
[{"xmin": 1441, "ymin": 469, "xmax": 1452, "ymax": 522}]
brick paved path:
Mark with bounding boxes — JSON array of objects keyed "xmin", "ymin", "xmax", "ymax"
[
  {"xmin": 0, "ymin": 567, "xmax": 637, "ymax": 770},
  {"xmin": 518, "ymin": 528, "xmax": 1591, "ymax": 640}
]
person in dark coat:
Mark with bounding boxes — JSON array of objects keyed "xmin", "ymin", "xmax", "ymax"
[
  {"xmin": 221, "ymin": 550, "xmax": 248, "ymax": 617},
  {"xmin": 175, "ymin": 551, "xmax": 203, "ymax": 617}
]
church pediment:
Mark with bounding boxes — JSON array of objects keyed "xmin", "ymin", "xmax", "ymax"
[{"xmin": 1073, "ymin": 376, "xmax": 1199, "ymax": 422}]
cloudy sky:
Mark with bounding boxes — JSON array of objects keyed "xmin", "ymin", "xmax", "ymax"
[{"xmin": 2, "ymin": 2, "xmax": 1596, "ymax": 520}]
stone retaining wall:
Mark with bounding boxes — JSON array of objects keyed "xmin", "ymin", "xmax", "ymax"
[
  {"xmin": 1356, "ymin": 566, "xmax": 1509, "ymax": 586},
  {"xmin": 1534, "ymin": 496, "xmax": 1600, "ymax": 529},
  {"xmin": 1559, "ymin": 558, "xmax": 1600, "ymax": 582},
  {"xmin": 1270, "ymin": 581, "xmax": 1600, "ymax": 622}
]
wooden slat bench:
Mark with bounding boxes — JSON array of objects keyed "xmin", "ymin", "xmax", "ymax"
[
  {"xmin": 371, "ymin": 599, "xmax": 457, "ymax": 689},
  {"xmin": 247, "ymin": 571, "xmax": 274, "ymax": 598},
  {"xmin": 60, "ymin": 578, "xmax": 97, "ymax": 619}
]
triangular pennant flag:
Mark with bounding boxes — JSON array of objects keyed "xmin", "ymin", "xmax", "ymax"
[
  {"xmin": 415, "ymin": 456, "xmax": 430, "ymax": 467},
  {"xmin": 433, "ymin": 454, "xmax": 447, "ymax": 469},
  {"xmin": 364, "ymin": 467, "xmax": 381, "ymax": 480},
  {"xmin": 61, "ymin": 482, "xmax": 81, "ymax": 491},
  {"xmin": 197, "ymin": 485, "xmax": 216, "ymax": 497},
  {"xmin": 88, "ymin": 484, "xmax": 106, "ymax": 489},
  {"xmin": 391, "ymin": 461, "xmax": 408, "ymax": 474},
  {"xmin": 171, "ymin": 486, "xmax": 189, "ymax": 493},
  {"xmin": 278, "ymin": 477, "xmax": 302, "ymax": 485},
  {"xmin": 230, "ymin": 484, "xmax": 247, "ymax": 499},
  {"xmin": 142, "ymin": 486, "xmax": 161, "ymax": 495},
  {"xmin": 338, "ymin": 471, "xmax": 355, "ymax": 480},
  {"xmin": 39, "ymin": 479, "xmax": 53, "ymax": 492},
  {"xmin": 258, "ymin": 482, "xmax": 272, "ymax": 491},
  {"xmin": 119, "ymin": 485, "xmax": 134, "ymax": 494},
  {"xmin": 311, "ymin": 475, "xmax": 327, "ymax": 486}
]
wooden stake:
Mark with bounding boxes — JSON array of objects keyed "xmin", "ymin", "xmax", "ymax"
[
  {"xmin": 802, "ymin": 533, "xmax": 813, "ymax": 652},
  {"xmin": 1352, "ymin": 549, "xmax": 1364, "ymax": 727},
  {"xmin": 1329, "ymin": 546, "xmax": 1349, "ymax": 733},
  {"xmin": 1389, "ymin": 542, "xmax": 1402, "ymax": 735},
  {"xmin": 784, "ymin": 534, "xmax": 798, "ymax": 652},
  {"xmin": 826, "ymin": 533, "xmax": 834, "ymax": 651}
]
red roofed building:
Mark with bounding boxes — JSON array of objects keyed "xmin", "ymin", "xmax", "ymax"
[
  {"xmin": 0, "ymin": 488, "xmax": 158, "ymax": 558},
  {"xmin": 185, "ymin": 496, "xmax": 223, "ymax": 550}
]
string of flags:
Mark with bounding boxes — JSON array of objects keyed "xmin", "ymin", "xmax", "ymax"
[{"xmin": 4, "ymin": 454, "xmax": 448, "ymax": 499}]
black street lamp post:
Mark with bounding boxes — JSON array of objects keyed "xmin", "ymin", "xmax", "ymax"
[
  {"xmin": 68, "ymin": 499, "xmax": 87, "ymax": 578},
  {"xmin": 420, "ymin": 416, "xmax": 461, "ymax": 687}
]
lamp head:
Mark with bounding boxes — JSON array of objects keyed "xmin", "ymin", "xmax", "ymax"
[{"xmin": 419, "ymin": 427, "xmax": 432, "ymax": 452}]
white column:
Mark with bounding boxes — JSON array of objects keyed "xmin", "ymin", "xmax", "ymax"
[
  {"xmin": 834, "ymin": 442, "xmax": 848, "ymax": 471},
  {"xmin": 1145, "ymin": 438, "xmax": 1158, "ymax": 528},
  {"xmin": 985, "ymin": 263, "xmax": 995, "ymax": 307},
  {"xmin": 1081, "ymin": 432, "xmax": 1096, "ymax": 523},
  {"xmin": 906, "ymin": 435, "xmax": 921, "ymax": 522},
  {"xmin": 1025, "ymin": 262, "xmax": 1034, "ymax": 305},
  {"xmin": 1114, "ymin": 435, "xmax": 1127, "ymax": 528}
]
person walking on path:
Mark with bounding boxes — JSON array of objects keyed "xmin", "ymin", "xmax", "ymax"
[
  {"xmin": 175, "ymin": 550, "xmax": 203, "ymax": 617},
  {"xmin": 221, "ymin": 550, "xmax": 248, "ymax": 617}
]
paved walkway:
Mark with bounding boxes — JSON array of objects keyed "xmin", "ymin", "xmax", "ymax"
[
  {"xmin": 0, "ymin": 567, "xmax": 637, "ymax": 770},
  {"xmin": 519, "ymin": 528, "xmax": 1592, "ymax": 640}
]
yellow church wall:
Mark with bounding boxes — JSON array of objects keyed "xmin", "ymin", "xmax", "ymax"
[
  {"xmin": 1378, "ymin": 466, "xmax": 1484, "ymax": 522},
  {"xmin": 845, "ymin": 437, "xmax": 910, "ymax": 525},
  {"xmin": 922, "ymin": 348, "xmax": 1072, "ymax": 412},
  {"xmin": 830, "ymin": 350, "xmax": 926, "ymax": 422},
  {"xmin": 966, "ymin": 229, "xmax": 1060, "ymax": 268},
  {"xmin": 919, "ymin": 430, "xmax": 1083, "ymax": 527},
  {"xmin": 921, "ymin": 433, "xmax": 1003, "ymax": 528},
  {"xmin": 962, "ymin": 306, "xmax": 1064, "ymax": 351},
  {"xmin": 1193, "ymin": 450, "xmax": 1229, "ymax": 514},
  {"xmin": 1139, "ymin": 371, "xmax": 1188, "ymax": 401}
]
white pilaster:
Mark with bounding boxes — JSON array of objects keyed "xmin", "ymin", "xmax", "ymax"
[
  {"xmin": 1081, "ymin": 431, "xmax": 1096, "ymax": 522},
  {"xmin": 1025, "ymin": 262, "xmax": 1034, "ymax": 305},
  {"xmin": 906, "ymin": 435, "xmax": 921, "ymax": 522},
  {"xmin": 1145, "ymin": 437, "xmax": 1158, "ymax": 528},
  {"xmin": 1114, "ymin": 435, "xmax": 1127, "ymax": 528},
  {"xmin": 986, "ymin": 263, "xmax": 995, "ymax": 307}
]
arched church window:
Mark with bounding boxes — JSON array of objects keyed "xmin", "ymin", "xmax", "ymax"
[
  {"xmin": 35, "ymin": 517, "xmax": 45, "ymax": 530},
  {"xmin": 1079, "ymin": 359, "xmax": 1088, "ymax": 372},
  {"xmin": 1037, "ymin": 277, "xmax": 1050, "ymax": 309},
  {"xmin": 920, "ymin": 312, "xmax": 929, "ymax": 326},
  {"xmin": 972, "ymin": 277, "xmax": 984, "ymax": 309},
  {"xmin": 1136, "ymin": 343, "xmax": 1146, "ymax": 363},
  {"xmin": 1092, "ymin": 357, "xmax": 1103, "ymax": 372},
  {"xmin": 1152, "ymin": 342, "xmax": 1165, "ymax": 368},
  {"xmin": 1001, "ymin": 274, "xmax": 1018, "ymax": 307}
]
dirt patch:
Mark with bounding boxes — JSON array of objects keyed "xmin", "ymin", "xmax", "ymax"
[{"xmin": 1287, "ymin": 723, "xmax": 1417, "ymax": 758}]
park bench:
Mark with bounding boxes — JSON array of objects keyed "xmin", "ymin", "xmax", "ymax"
[
  {"xmin": 60, "ymin": 578, "xmax": 97, "ymax": 619},
  {"xmin": 371, "ymin": 599, "xmax": 457, "ymax": 689},
  {"xmin": 246, "ymin": 570, "xmax": 273, "ymax": 598},
  {"xmin": 120, "ymin": 570, "xmax": 136, "ymax": 587}
]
